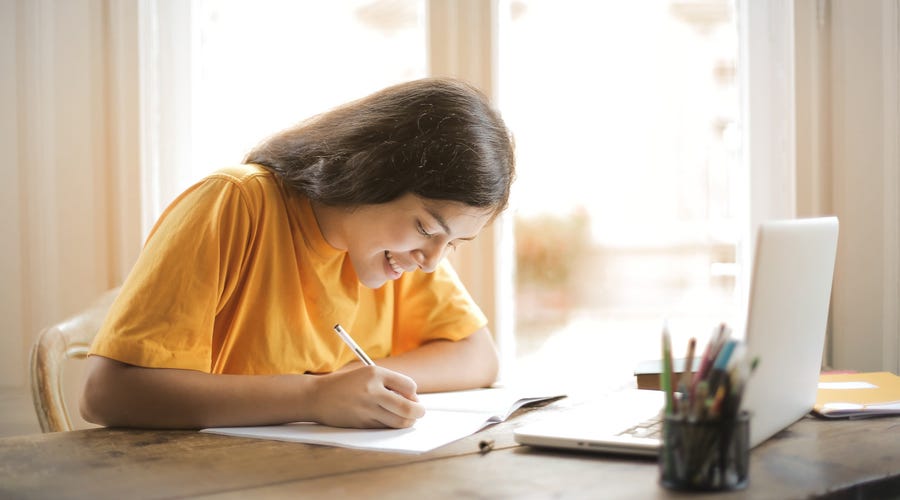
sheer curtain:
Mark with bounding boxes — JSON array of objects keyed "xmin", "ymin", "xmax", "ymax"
[{"xmin": 2, "ymin": 0, "xmax": 142, "ymax": 391}]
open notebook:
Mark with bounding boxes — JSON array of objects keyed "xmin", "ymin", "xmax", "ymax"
[
  {"xmin": 202, "ymin": 387, "xmax": 564, "ymax": 454},
  {"xmin": 813, "ymin": 371, "xmax": 900, "ymax": 419},
  {"xmin": 514, "ymin": 217, "xmax": 840, "ymax": 456}
]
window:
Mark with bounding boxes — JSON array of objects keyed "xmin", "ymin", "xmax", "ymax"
[
  {"xmin": 180, "ymin": 0, "xmax": 428, "ymax": 205},
  {"xmin": 153, "ymin": 1, "xmax": 837, "ymax": 386},
  {"xmin": 498, "ymin": 0, "xmax": 742, "ymax": 392}
]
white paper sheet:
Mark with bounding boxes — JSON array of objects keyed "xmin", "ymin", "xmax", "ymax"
[{"xmin": 200, "ymin": 387, "xmax": 564, "ymax": 454}]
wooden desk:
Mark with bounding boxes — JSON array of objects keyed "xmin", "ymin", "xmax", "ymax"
[{"xmin": 1, "ymin": 399, "xmax": 898, "ymax": 499}]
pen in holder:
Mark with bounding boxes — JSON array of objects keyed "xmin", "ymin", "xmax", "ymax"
[
  {"xmin": 658, "ymin": 323, "xmax": 756, "ymax": 491},
  {"xmin": 660, "ymin": 411, "xmax": 750, "ymax": 491}
]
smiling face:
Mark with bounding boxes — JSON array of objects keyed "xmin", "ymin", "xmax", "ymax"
[{"xmin": 312, "ymin": 194, "xmax": 493, "ymax": 289}]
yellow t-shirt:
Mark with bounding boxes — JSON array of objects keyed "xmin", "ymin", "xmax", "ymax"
[{"xmin": 90, "ymin": 164, "xmax": 487, "ymax": 374}]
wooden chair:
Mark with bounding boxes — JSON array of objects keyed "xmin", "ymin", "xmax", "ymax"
[{"xmin": 30, "ymin": 288, "xmax": 120, "ymax": 432}]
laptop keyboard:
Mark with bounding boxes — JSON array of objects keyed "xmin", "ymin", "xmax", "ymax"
[{"xmin": 617, "ymin": 413, "xmax": 664, "ymax": 440}]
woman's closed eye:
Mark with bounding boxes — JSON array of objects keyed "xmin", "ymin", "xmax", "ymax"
[
  {"xmin": 418, "ymin": 222, "xmax": 459, "ymax": 251},
  {"xmin": 417, "ymin": 222, "xmax": 435, "ymax": 238}
]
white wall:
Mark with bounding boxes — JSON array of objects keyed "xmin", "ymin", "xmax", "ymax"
[
  {"xmin": 828, "ymin": 0, "xmax": 900, "ymax": 372},
  {"xmin": 739, "ymin": 0, "xmax": 899, "ymax": 373}
]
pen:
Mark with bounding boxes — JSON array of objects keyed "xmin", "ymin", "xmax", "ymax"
[
  {"xmin": 661, "ymin": 325, "xmax": 675, "ymax": 416},
  {"xmin": 693, "ymin": 324, "xmax": 730, "ymax": 386},
  {"xmin": 333, "ymin": 323, "xmax": 376, "ymax": 366},
  {"xmin": 678, "ymin": 337, "xmax": 697, "ymax": 416},
  {"xmin": 660, "ymin": 323, "xmax": 675, "ymax": 478},
  {"xmin": 706, "ymin": 339, "xmax": 738, "ymax": 395},
  {"xmin": 691, "ymin": 381, "xmax": 709, "ymax": 420}
]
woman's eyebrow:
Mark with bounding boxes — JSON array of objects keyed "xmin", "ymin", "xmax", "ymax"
[
  {"xmin": 424, "ymin": 207, "xmax": 477, "ymax": 241},
  {"xmin": 425, "ymin": 207, "xmax": 452, "ymax": 234}
]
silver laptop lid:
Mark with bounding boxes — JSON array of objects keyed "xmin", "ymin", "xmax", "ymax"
[{"xmin": 740, "ymin": 217, "xmax": 839, "ymax": 447}]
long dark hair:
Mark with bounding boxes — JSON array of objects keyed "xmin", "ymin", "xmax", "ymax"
[{"xmin": 244, "ymin": 77, "xmax": 515, "ymax": 217}]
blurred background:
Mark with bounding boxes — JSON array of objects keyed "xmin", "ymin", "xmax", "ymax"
[
  {"xmin": 2, "ymin": 0, "xmax": 898, "ymax": 435},
  {"xmin": 191, "ymin": 0, "xmax": 742, "ymax": 393}
]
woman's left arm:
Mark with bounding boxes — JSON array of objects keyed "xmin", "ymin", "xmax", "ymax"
[{"xmin": 371, "ymin": 327, "xmax": 499, "ymax": 393}]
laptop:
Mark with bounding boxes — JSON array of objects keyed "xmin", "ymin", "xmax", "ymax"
[{"xmin": 513, "ymin": 217, "xmax": 840, "ymax": 456}]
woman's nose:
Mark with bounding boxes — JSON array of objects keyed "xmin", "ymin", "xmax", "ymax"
[{"xmin": 412, "ymin": 244, "xmax": 445, "ymax": 273}]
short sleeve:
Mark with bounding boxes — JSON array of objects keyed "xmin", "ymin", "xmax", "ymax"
[
  {"xmin": 390, "ymin": 260, "xmax": 488, "ymax": 355},
  {"xmin": 90, "ymin": 175, "xmax": 254, "ymax": 371}
]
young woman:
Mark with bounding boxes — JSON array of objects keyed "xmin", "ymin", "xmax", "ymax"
[{"xmin": 80, "ymin": 77, "xmax": 516, "ymax": 430}]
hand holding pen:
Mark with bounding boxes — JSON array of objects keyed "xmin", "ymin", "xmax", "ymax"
[{"xmin": 322, "ymin": 323, "xmax": 424, "ymax": 429}]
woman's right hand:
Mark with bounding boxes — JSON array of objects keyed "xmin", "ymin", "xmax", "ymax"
[
  {"xmin": 308, "ymin": 365, "xmax": 426, "ymax": 429},
  {"xmin": 80, "ymin": 356, "xmax": 425, "ymax": 430}
]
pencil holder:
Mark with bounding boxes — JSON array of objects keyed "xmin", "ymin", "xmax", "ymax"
[{"xmin": 659, "ymin": 411, "xmax": 750, "ymax": 491}]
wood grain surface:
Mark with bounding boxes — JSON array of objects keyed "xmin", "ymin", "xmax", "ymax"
[{"xmin": 1, "ymin": 396, "xmax": 898, "ymax": 499}]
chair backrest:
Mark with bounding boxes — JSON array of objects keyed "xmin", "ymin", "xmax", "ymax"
[{"xmin": 30, "ymin": 288, "xmax": 120, "ymax": 432}]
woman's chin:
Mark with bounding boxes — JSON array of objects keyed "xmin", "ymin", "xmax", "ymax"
[{"xmin": 359, "ymin": 274, "xmax": 389, "ymax": 289}]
